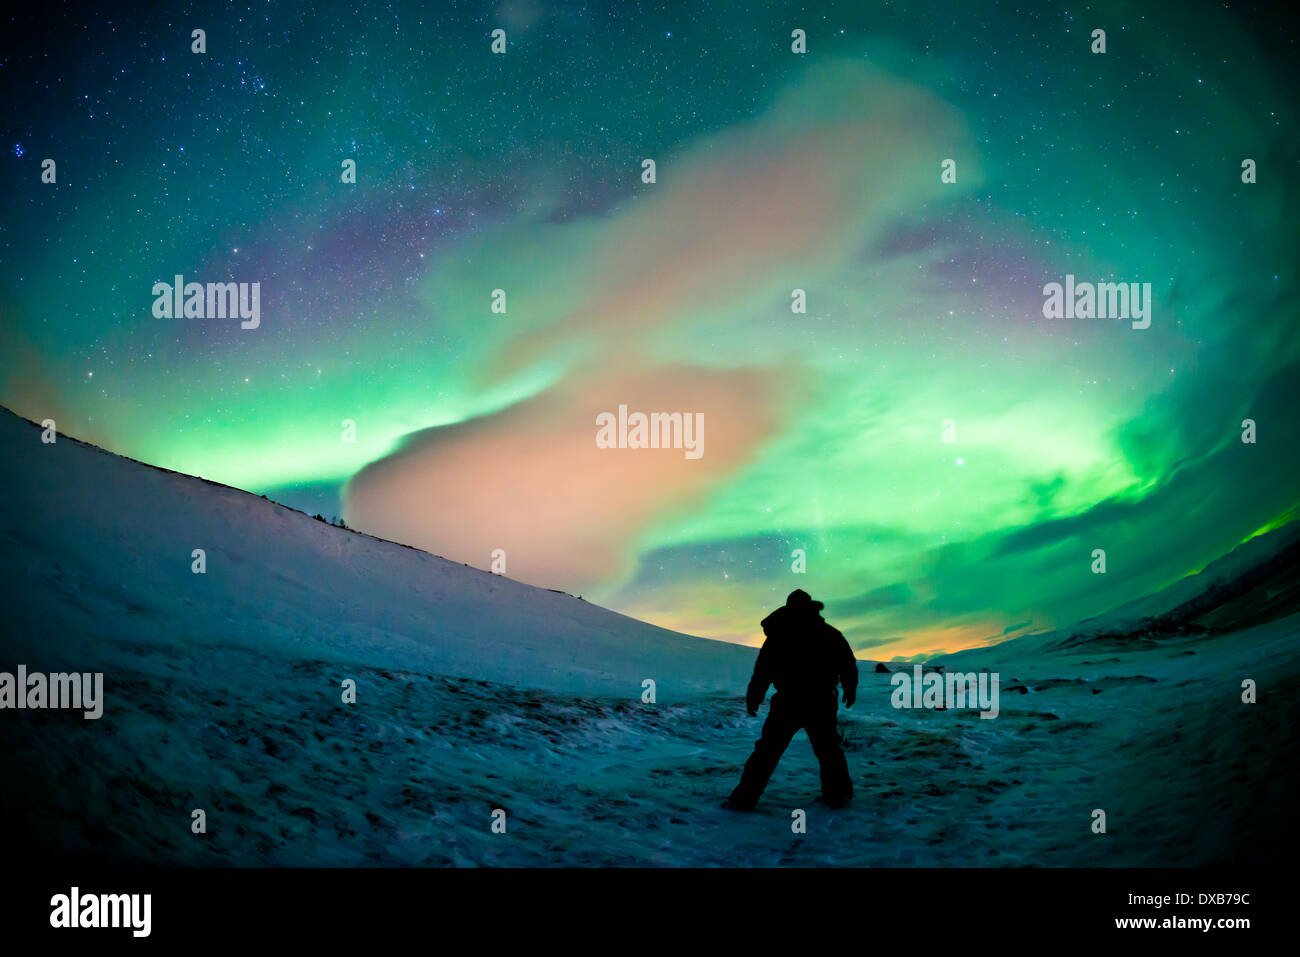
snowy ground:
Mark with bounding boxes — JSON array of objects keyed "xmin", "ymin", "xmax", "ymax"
[{"xmin": 1, "ymin": 408, "xmax": 1296, "ymax": 866}]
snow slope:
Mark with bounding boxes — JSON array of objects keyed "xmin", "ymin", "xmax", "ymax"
[
  {"xmin": 0, "ymin": 408, "xmax": 756, "ymax": 699},
  {"xmin": 1, "ymin": 407, "xmax": 1297, "ymax": 867}
]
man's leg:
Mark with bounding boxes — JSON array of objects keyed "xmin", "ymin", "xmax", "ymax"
[
  {"xmin": 805, "ymin": 697, "xmax": 853, "ymax": 807},
  {"xmin": 727, "ymin": 697, "xmax": 800, "ymax": 809}
]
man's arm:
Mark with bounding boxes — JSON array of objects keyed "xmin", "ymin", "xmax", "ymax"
[
  {"xmin": 835, "ymin": 627, "xmax": 858, "ymax": 707},
  {"xmin": 745, "ymin": 639, "xmax": 773, "ymax": 715}
]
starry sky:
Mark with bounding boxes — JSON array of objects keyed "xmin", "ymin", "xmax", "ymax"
[{"xmin": 2, "ymin": 1, "xmax": 1297, "ymax": 658}]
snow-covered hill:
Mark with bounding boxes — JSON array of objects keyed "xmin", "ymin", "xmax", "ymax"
[
  {"xmin": 0, "ymin": 407, "xmax": 755, "ymax": 699},
  {"xmin": 937, "ymin": 520, "xmax": 1300, "ymax": 662}
]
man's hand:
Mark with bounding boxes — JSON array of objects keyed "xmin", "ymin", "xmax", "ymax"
[{"xmin": 842, "ymin": 689, "xmax": 855, "ymax": 708}]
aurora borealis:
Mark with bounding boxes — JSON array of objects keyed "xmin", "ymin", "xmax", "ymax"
[{"xmin": 2, "ymin": 2, "xmax": 1297, "ymax": 657}]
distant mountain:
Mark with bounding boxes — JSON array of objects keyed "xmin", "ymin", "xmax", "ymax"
[{"xmin": 945, "ymin": 519, "xmax": 1300, "ymax": 661}]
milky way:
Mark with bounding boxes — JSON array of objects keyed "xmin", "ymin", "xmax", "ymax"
[{"xmin": 2, "ymin": 2, "xmax": 1296, "ymax": 656}]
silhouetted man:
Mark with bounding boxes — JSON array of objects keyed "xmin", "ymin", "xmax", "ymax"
[{"xmin": 724, "ymin": 589, "xmax": 858, "ymax": 811}]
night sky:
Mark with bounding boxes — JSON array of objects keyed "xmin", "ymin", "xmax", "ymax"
[{"xmin": 2, "ymin": 1, "xmax": 1297, "ymax": 657}]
